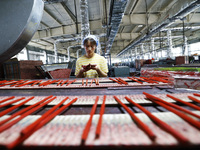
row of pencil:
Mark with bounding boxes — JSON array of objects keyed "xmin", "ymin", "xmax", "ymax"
[
  {"xmin": 0, "ymin": 76, "xmax": 168, "ymax": 88},
  {"xmin": 0, "ymin": 92, "xmax": 200, "ymax": 148},
  {"xmin": 82, "ymin": 78, "xmax": 99, "ymax": 86},
  {"xmin": 110, "ymin": 76, "xmax": 169, "ymax": 85},
  {"xmin": 0, "ymin": 79, "xmax": 77, "ymax": 87},
  {"xmin": 82, "ymin": 92, "xmax": 200, "ymax": 145}
]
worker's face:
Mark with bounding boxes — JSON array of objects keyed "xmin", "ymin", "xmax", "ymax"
[{"xmin": 84, "ymin": 41, "xmax": 96, "ymax": 58}]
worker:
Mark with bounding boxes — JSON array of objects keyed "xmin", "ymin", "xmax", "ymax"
[{"xmin": 75, "ymin": 35, "xmax": 108, "ymax": 78}]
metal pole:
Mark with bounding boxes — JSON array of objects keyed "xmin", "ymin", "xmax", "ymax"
[
  {"xmin": 140, "ymin": 43, "xmax": 144, "ymax": 59},
  {"xmin": 167, "ymin": 29, "xmax": 172, "ymax": 58}
]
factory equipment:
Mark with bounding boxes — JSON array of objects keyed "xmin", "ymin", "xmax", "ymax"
[
  {"xmin": 0, "ymin": 0, "xmax": 44, "ymax": 64},
  {"xmin": 0, "ymin": 77, "xmax": 200, "ymax": 149}
]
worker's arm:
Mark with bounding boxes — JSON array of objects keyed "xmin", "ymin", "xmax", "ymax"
[{"xmin": 75, "ymin": 68, "xmax": 87, "ymax": 78}]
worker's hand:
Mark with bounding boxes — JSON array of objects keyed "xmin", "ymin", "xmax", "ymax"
[
  {"xmin": 81, "ymin": 64, "xmax": 97, "ymax": 72},
  {"xmin": 80, "ymin": 67, "xmax": 90, "ymax": 73},
  {"xmin": 90, "ymin": 64, "xmax": 98, "ymax": 71}
]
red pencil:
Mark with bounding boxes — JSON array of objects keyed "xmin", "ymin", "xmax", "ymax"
[
  {"xmin": 0, "ymin": 97, "xmax": 34, "ymax": 117},
  {"xmin": 0, "ymin": 97, "xmax": 25, "ymax": 108},
  {"xmin": 16, "ymin": 81, "xmax": 36, "ymax": 87},
  {"xmin": 66, "ymin": 79, "xmax": 77, "ymax": 86},
  {"xmin": 125, "ymin": 96, "xmax": 189, "ymax": 144},
  {"xmin": 82, "ymin": 79, "xmax": 84, "ymax": 86},
  {"xmin": 0, "ymin": 80, "xmax": 19, "ymax": 87},
  {"xmin": 143, "ymin": 92, "xmax": 200, "ymax": 119},
  {"xmin": 21, "ymin": 97, "xmax": 69, "ymax": 135},
  {"xmin": 82, "ymin": 96, "xmax": 99, "ymax": 143},
  {"xmin": 0, "ymin": 96, "xmax": 15, "ymax": 103},
  {"xmin": 167, "ymin": 94, "xmax": 200, "ymax": 111},
  {"xmin": 118, "ymin": 77, "xmax": 128, "ymax": 85},
  {"xmin": 31, "ymin": 80, "xmax": 42, "ymax": 86},
  {"xmin": 115, "ymin": 78, "xmax": 124, "ymax": 84},
  {"xmin": 60, "ymin": 79, "xmax": 69, "ymax": 86},
  {"xmin": 193, "ymin": 93, "xmax": 200, "ymax": 97},
  {"xmin": 7, "ymin": 97, "xmax": 78, "ymax": 149},
  {"xmin": 39, "ymin": 80, "xmax": 51, "ymax": 86},
  {"xmin": 57, "ymin": 80, "xmax": 63, "ymax": 86},
  {"xmin": 43, "ymin": 80, "xmax": 59, "ymax": 86},
  {"xmin": 0, "ymin": 95, "xmax": 53, "ymax": 126},
  {"xmin": 10, "ymin": 80, "xmax": 26, "ymax": 87},
  {"xmin": 109, "ymin": 77, "xmax": 121, "ymax": 84},
  {"xmin": 0, "ymin": 96, "xmax": 56, "ymax": 133},
  {"xmin": 127, "ymin": 77, "xmax": 143, "ymax": 84},
  {"xmin": 86, "ymin": 79, "xmax": 88, "ymax": 86},
  {"xmin": 113, "ymin": 96, "xmax": 156, "ymax": 141},
  {"xmin": 90, "ymin": 79, "xmax": 93, "ymax": 86},
  {"xmin": 95, "ymin": 95, "xmax": 106, "ymax": 138},
  {"xmin": 188, "ymin": 96, "xmax": 200, "ymax": 104},
  {"xmin": 143, "ymin": 92, "xmax": 200, "ymax": 130}
]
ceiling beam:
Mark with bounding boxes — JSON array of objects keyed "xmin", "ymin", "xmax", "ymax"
[
  {"xmin": 60, "ymin": 2, "xmax": 76, "ymax": 23},
  {"xmin": 33, "ymin": 20, "xmax": 103, "ymax": 40},
  {"xmin": 44, "ymin": 7, "xmax": 63, "ymax": 25}
]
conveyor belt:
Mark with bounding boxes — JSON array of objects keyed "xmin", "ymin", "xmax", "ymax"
[{"xmin": 0, "ymin": 77, "xmax": 200, "ymax": 149}]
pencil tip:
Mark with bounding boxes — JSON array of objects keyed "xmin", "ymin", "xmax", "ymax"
[{"xmin": 81, "ymin": 139, "xmax": 85, "ymax": 146}]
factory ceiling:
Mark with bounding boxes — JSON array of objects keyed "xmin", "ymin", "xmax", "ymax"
[{"xmin": 29, "ymin": 0, "xmax": 200, "ymax": 59}]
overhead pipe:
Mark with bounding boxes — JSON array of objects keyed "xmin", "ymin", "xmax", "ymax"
[
  {"xmin": 76, "ymin": 49, "xmax": 81, "ymax": 58},
  {"xmin": 151, "ymin": 38, "xmax": 155, "ymax": 59},
  {"xmin": 167, "ymin": 29, "xmax": 172, "ymax": 58},
  {"xmin": 106, "ymin": 0, "xmax": 129, "ymax": 55},
  {"xmin": 161, "ymin": 26, "xmax": 200, "ymax": 31},
  {"xmin": 117, "ymin": 0, "xmax": 200, "ymax": 57},
  {"xmin": 80, "ymin": 0, "xmax": 90, "ymax": 49},
  {"xmin": 135, "ymin": 47, "xmax": 137, "ymax": 59},
  {"xmin": 53, "ymin": 37, "xmax": 81, "ymax": 63},
  {"xmin": 140, "ymin": 43, "xmax": 144, "ymax": 59},
  {"xmin": 67, "ymin": 45, "xmax": 81, "ymax": 62},
  {"xmin": 183, "ymin": 36, "xmax": 188, "ymax": 55}
]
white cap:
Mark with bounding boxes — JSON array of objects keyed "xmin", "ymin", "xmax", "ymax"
[{"xmin": 83, "ymin": 35, "xmax": 98, "ymax": 46}]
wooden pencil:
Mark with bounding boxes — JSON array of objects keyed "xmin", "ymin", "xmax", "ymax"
[
  {"xmin": 0, "ymin": 96, "xmax": 56, "ymax": 133},
  {"xmin": 0, "ymin": 96, "xmax": 15, "ymax": 103},
  {"xmin": 125, "ymin": 96, "xmax": 189, "ymax": 144},
  {"xmin": 82, "ymin": 96, "xmax": 99, "ymax": 143},
  {"xmin": 21, "ymin": 97, "xmax": 69, "ymax": 135},
  {"xmin": 0, "ymin": 95, "xmax": 53, "ymax": 126},
  {"xmin": 113, "ymin": 96, "xmax": 156, "ymax": 141},
  {"xmin": 0, "ymin": 97, "xmax": 25, "ymax": 108},
  {"xmin": 143, "ymin": 92, "xmax": 200, "ymax": 130},
  {"xmin": 95, "ymin": 95, "xmax": 106, "ymax": 138},
  {"xmin": 167, "ymin": 94, "xmax": 200, "ymax": 111},
  {"xmin": 188, "ymin": 96, "xmax": 200, "ymax": 104},
  {"xmin": 7, "ymin": 97, "xmax": 78, "ymax": 149},
  {"xmin": 0, "ymin": 97, "xmax": 34, "ymax": 117}
]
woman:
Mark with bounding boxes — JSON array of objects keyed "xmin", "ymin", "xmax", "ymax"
[{"xmin": 75, "ymin": 35, "xmax": 108, "ymax": 78}]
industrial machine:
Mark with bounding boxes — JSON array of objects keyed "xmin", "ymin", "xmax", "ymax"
[
  {"xmin": 0, "ymin": 77, "xmax": 200, "ymax": 149},
  {"xmin": 0, "ymin": 0, "xmax": 200, "ymax": 150}
]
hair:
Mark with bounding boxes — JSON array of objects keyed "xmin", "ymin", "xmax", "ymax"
[{"xmin": 83, "ymin": 38, "xmax": 97, "ymax": 46}]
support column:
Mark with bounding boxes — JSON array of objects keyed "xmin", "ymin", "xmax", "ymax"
[
  {"xmin": 54, "ymin": 42, "xmax": 58, "ymax": 63},
  {"xmin": 130, "ymin": 49, "xmax": 133, "ymax": 63},
  {"xmin": 43, "ymin": 50, "xmax": 47, "ymax": 64},
  {"xmin": 127, "ymin": 51, "xmax": 130, "ymax": 65},
  {"xmin": 135, "ymin": 47, "xmax": 137, "ymax": 59},
  {"xmin": 167, "ymin": 29, "xmax": 172, "ymax": 58},
  {"xmin": 183, "ymin": 36, "xmax": 188, "ymax": 55},
  {"xmin": 151, "ymin": 38, "xmax": 155, "ymax": 59},
  {"xmin": 80, "ymin": 0, "xmax": 90, "ymax": 55},
  {"xmin": 140, "ymin": 44, "xmax": 144, "ymax": 59},
  {"xmin": 64, "ymin": 55, "xmax": 67, "ymax": 62}
]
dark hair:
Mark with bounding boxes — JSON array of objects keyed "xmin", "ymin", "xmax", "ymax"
[{"xmin": 83, "ymin": 38, "xmax": 97, "ymax": 46}]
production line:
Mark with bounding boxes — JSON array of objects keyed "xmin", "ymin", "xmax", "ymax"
[{"xmin": 0, "ymin": 77, "xmax": 200, "ymax": 150}]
